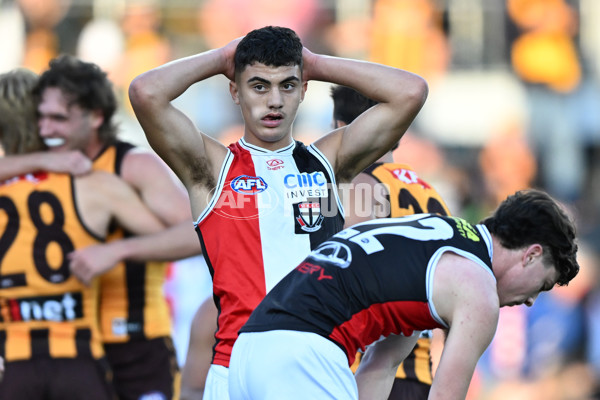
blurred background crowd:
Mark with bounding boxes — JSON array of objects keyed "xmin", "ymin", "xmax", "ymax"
[{"xmin": 1, "ymin": 0, "xmax": 600, "ymax": 398}]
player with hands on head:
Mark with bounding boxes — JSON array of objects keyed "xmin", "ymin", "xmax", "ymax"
[{"xmin": 129, "ymin": 25, "xmax": 428, "ymax": 400}]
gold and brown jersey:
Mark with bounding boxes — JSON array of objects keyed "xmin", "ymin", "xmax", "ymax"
[
  {"xmin": 359, "ymin": 162, "xmax": 451, "ymax": 385},
  {"xmin": 0, "ymin": 172, "xmax": 104, "ymax": 361},
  {"xmin": 93, "ymin": 142, "xmax": 171, "ymax": 343},
  {"xmin": 364, "ymin": 162, "xmax": 451, "ymax": 218}
]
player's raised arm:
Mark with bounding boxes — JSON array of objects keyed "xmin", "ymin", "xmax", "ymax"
[
  {"xmin": 308, "ymin": 49, "xmax": 428, "ymax": 183},
  {"xmin": 128, "ymin": 40, "xmax": 239, "ymax": 193}
]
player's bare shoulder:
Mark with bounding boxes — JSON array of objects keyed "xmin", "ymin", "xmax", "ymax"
[
  {"xmin": 77, "ymin": 170, "xmax": 132, "ymax": 200},
  {"xmin": 432, "ymin": 252, "xmax": 499, "ymax": 327},
  {"xmin": 72, "ymin": 171, "xmax": 130, "ymax": 237}
]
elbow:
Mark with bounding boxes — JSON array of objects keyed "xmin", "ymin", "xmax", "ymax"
[
  {"xmin": 129, "ymin": 73, "xmax": 161, "ymax": 112},
  {"xmin": 405, "ymin": 74, "xmax": 429, "ymax": 110}
]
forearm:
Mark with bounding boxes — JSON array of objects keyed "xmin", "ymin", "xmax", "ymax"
[
  {"xmin": 109, "ymin": 221, "xmax": 201, "ymax": 262},
  {"xmin": 355, "ymin": 333, "xmax": 419, "ymax": 400},
  {"xmin": 128, "ymin": 46, "xmax": 233, "ymax": 174},
  {"xmin": 0, "ymin": 154, "xmax": 42, "ymax": 181},
  {"xmin": 0, "ymin": 153, "xmax": 53, "ymax": 179},
  {"xmin": 179, "ymin": 387, "xmax": 204, "ymax": 400},
  {"xmin": 306, "ymin": 53, "xmax": 427, "ymax": 107},
  {"xmin": 354, "ymin": 357, "xmax": 396, "ymax": 400},
  {"xmin": 131, "ymin": 48, "xmax": 227, "ymax": 103},
  {"xmin": 0, "ymin": 151, "xmax": 91, "ymax": 179}
]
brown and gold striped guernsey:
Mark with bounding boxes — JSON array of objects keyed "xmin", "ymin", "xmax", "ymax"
[
  {"xmin": 0, "ymin": 172, "xmax": 104, "ymax": 361},
  {"xmin": 93, "ymin": 141, "xmax": 172, "ymax": 343}
]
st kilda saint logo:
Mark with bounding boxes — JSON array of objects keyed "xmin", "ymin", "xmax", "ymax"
[{"xmin": 294, "ymin": 198, "xmax": 324, "ymax": 233}]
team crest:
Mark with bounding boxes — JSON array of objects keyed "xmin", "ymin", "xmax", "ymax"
[{"xmin": 294, "ymin": 200, "xmax": 324, "ymax": 233}]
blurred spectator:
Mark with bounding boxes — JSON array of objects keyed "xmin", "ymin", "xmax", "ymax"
[
  {"xmin": 112, "ymin": 0, "xmax": 172, "ymax": 112},
  {"xmin": 582, "ymin": 238, "xmax": 600, "ymax": 397},
  {"xmin": 17, "ymin": 0, "xmax": 72, "ymax": 73},
  {"xmin": 197, "ymin": 0, "xmax": 321, "ymax": 48},
  {"xmin": 508, "ymin": 0, "xmax": 585, "ymax": 202},
  {"xmin": 369, "ymin": 0, "xmax": 450, "ymax": 82},
  {"xmin": 479, "ymin": 121, "xmax": 536, "ymax": 205},
  {"xmin": 76, "ymin": 18, "xmax": 125, "ymax": 81},
  {"xmin": 0, "ymin": 3, "xmax": 26, "ymax": 72}
]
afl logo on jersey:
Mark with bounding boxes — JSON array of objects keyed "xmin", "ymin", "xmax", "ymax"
[{"xmin": 231, "ymin": 175, "xmax": 267, "ymax": 194}]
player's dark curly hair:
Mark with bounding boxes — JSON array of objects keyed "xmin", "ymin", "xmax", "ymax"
[
  {"xmin": 33, "ymin": 54, "xmax": 118, "ymax": 145},
  {"xmin": 330, "ymin": 85, "xmax": 399, "ymax": 151},
  {"xmin": 234, "ymin": 26, "xmax": 303, "ymax": 76},
  {"xmin": 331, "ymin": 85, "xmax": 377, "ymax": 126},
  {"xmin": 480, "ymin": 189, "xmax": 579, "ymax": 286}
]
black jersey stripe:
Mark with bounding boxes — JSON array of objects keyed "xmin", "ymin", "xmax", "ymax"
[
  {"xmin": 30, "ymin": 328, "xmax": 50, "ymax": 357},
  {"xmin": 124, "ymin": 260, "xmax": 146, "ymax": 340}
]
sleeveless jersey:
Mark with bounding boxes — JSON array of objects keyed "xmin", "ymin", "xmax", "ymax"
[
  {"xmin": 364, "ymin": 162, "xmax": 450, "ymax": 218},
  {"xmin": 363, "ymin": 162, "xmax": 450, "ymax": 384},
  {"xmin": 93, "ymin": 141, "xmax": 172, "ymax": 343},
  {"xmin": 241, "ymin": 215, "xmax": 494, "ymax": 366},
  {"xmin": 195, "ymin": 138, "xmax": 345, "ymax": 367},
  {"xmin": 0, "ymin": 172, "xmax": 104, "ymax": 361}
]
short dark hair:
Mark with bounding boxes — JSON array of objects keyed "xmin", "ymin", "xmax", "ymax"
[
  {"xmin": 330, "ymin": 85, "xmax": 399, "ymax": 151},
  {"xmin": 330, "ymin": 85, "xmax": 378, "ymax": 125},
  {"xmin": 234, "ymin": 26, "xmax": 303, "ymax": 76},
  {"xmin": 33, "ymin": 54, "xmax": 118, "ymax": 145},
  {"xmin": 481, "ymin": 189, "xmax": 579, "ymax": 286}
]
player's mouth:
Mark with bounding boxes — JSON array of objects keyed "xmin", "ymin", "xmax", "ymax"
[
  {"xmin": 261, "ymin": 113, "xmax": 283, "ymax": 128},
  {"xmin": 44, "ymin": 138, "xmax": 66, "ymax": 148}
]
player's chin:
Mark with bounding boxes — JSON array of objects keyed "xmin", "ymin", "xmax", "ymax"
[{"xmin": 257, "ymin": 129, "xmax": 289, "ymax": 144}]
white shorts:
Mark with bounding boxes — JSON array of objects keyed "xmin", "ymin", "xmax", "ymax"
[
  {"xmin": 203, "ymin": 364, "xmax": 230, "ymax": 400},
  {"xmin": 229, "ymin": 330, "xmax": 358, "ymax": 400}
]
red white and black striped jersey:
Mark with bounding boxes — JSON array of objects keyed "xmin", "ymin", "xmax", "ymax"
[
  {"xmin": 241, "ymin": 215, "xmax": 494, "ymax": 366},
  {"xmin": 195, "ymin": 138, "xmax": 344, "ymax": 367},
  {"xmin": 360, "ymin": 162, "xmax": 451, "ymax": 384}
]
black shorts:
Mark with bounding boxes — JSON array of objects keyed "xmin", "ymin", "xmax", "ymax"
[
  {"xmin": 387, "ymin": 378, "xmax": 431, "ymax": 400},
  {"xmin": 0, "ymin": 357, "xmax": 116, "ymax": 400},
  {"xmin": 104, "ymin": 336, "xmax": 180, "ymax": 400}
]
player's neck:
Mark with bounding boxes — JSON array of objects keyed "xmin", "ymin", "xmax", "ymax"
[
  {"xmin": 84, "ymin": 135, "xmax": 106, "ymax": 160},
  {"xmin": 242, "ymin": 134, "xmax": 294, "ymax": 152},
  {"xmin": 378, "ymin": 152, "xmax": 394, "ymax": 163}
]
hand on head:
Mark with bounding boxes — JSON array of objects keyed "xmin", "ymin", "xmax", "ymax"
[{"xmin": 221, "ymin": 37, "xmax": 243, "ymax": 81}]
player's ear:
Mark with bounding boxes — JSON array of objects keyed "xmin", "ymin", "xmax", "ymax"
[
  {"xmin": 229, "ymin": 81, "xmax": 240, "ymax": 105},
  {"xmin": 300, "ymin": 80, "xmax": 308, "ymax": 103},
  {"xmin": 522, "ymin": 244, "xmax": 543, "ymax": 267},
  {"xmin": 335, "ymin": 120, "xmax": 347, "ymax": 129},
  {"xmin": 90, "ymin": 109, "xmax": 104, "ymax": 130}
]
